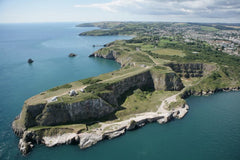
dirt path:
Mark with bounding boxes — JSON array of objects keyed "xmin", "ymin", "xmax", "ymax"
[{"xmin": 100, "ymin": 67, "xmax": 150, "ymax": 83}]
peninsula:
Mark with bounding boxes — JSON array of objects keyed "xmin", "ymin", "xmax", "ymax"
[{"xmin": 12, "ymin": 22, "xmax": 240, "ymax": 155}]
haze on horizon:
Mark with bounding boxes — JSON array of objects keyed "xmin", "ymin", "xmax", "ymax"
[{"xmin": 0, "ymin": 0, "xmax": 239, "ymax": 23}]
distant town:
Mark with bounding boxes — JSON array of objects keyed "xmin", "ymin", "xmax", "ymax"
[
  {"xmin": 80, "ymin": 22, "xmax": 240, "ymax": 56},
  {"xmin": 141, "ymin": 23, "xmax": 240, "ymax": 56}
]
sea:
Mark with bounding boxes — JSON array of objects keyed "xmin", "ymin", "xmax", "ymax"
[{"xmin": 0, "ymin": 23, "xmax": 239, "ymax": 160}]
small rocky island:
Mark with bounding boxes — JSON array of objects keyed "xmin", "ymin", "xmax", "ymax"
[
  {"xmin": 69, "ymin": 53, "xmax": 77, "ymax": 57},
  {"xmin": 13, "ymin": 22, "xmax": 240, "ymax": 155},
  {"xmin": 27, "ymin": 58, "xmax": 34, "ymax": 64}
]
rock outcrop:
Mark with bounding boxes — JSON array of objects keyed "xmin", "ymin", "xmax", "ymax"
[
  {"xmin": 89, "ymin": 49, "xmax": 128, "ymax": 67},
  {"xmin": 79, "ymin": 133, "xmax": 103, "ymax": 149},
  {"xmin": 89, "ymin": 50, "xmax": 118, "ymax": 60},
  {"xmin": 28, "ymin": 59, "xmax": 34, "ymax": 64},
  {"xmin": 69, "ymin": 53, "xmax": 77, "ymax": 57},
  {"xmin": 18, "ymin": 138, "xmax": 34, "ymax": 155},
  {"xmin": 151, "ymin": 71, "xmax": 184, "ymax": 91}
]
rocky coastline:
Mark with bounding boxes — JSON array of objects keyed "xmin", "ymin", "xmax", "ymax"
[
  {"xmin": 16, "ymin": 101, "xmax": 189, "ymax": 155},
  {"xmin": 16, "ymin": 85, "xmax": 240, "ymax": 155},
  {"xmin": 13, "ymin": 45, "xmax": 240, "ymax": 155}
]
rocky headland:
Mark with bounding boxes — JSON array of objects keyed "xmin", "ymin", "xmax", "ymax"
[{"xmin": 12, "ymin": 23, "xmax": 240, "ymax": 155}]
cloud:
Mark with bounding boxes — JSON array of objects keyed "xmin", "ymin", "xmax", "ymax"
[
  {"xmin": 74, "ymin": 0, "xmax": 145, "ymax": 13},
  {"xmin": 74, "ymin": 0, "xmax": 240, "ymax": 21}
]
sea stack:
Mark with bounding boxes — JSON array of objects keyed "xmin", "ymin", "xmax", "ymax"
[
  {"xmin": 28, "ymin": 59, "xmax": 34, "ymax": 64},
  {"xmin": 69, "ymin": 53, "xmax": 77, "ymax": 57}
]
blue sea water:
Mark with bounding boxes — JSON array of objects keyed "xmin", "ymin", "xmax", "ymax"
[{"xmin": 0, "ymin": 23, "xmax": 239, "ymax": 160}]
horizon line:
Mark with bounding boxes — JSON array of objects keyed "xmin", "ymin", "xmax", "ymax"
[{"xmin": 1, "ymin": 20, "xmax": 240, "ymax": 25}]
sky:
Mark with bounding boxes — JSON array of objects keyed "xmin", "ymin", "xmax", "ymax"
[{"xmin": 0, "ymin": 0, "xmax": 239, "ymax": 23}]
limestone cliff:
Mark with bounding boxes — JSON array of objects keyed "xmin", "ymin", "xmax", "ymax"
[
  {"xmin": 89, "ymin": 47, "xmax": 133, "ymax": 67},
  {"xmin": 89, "ymin": 50, "xmax": 119, "ymax": 60},
  {"xmin": 166, "ymin": 63, "xmax": 204, "ymax": 78},
  {"xmin": 99, "ymin": 71, "xmax": 154, "ymax": 106},
  {"xmin": 89, "ymin": 49, "xmax": 126, "ymax": 66},
  {"xmin": 12, "ymin": 98, "xmax": 115, "ymax": 137},
  {"xmin": 151, "ymin": 71, "xmax": 184, "ymax": 91},
  {"xmin": 98, "ymin": 70, "xmax": 184, "ymax": 106}
]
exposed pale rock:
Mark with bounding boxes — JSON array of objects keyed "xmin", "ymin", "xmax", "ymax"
[
  {"xmin": 18, "ymin": 139, "xmax": 33, "ymax": 155},
  {"xmin": 126, "ymin": 120, "xmax": 137, "ymax": 131},
  {"xmin": 157, "ymin": 113, "xmax": 172, "ymax": 124},
  {"xmin": 176, "ymin": 104, "xmax": 189, "ymax": 119},
  {"xmin": 79, "ymin": 133, "xmax": 103, "ymax": 149},
  {"xmin": 103, "ymin": 128, "xmax": 126, "ymax": 139},
  {"xmin": 43, "ymin": 133, "xmax": 78, "ymax": 147},
  {"xmin": 172, "ymin": 111, "xmax": 180, "ymax": 118}
]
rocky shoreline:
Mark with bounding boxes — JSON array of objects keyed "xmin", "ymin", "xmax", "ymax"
[
  {"xmin": 17, "ymin": 101, "xmax": 189, "ymax": 155},
  {"xmin": 181, "ymin": 87, "xmax": 240, "ymax": 99}
]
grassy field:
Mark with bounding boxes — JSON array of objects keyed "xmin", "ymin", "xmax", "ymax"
[
  {"xmin": 115, "ymin": 89, "xmax": 179, "ymax": 120},
  {"xmin": 25, "ymin": 80, "xmax": 85, "ymax": 105},
  {"xmin": 200, "ymin": 26, "xmax": 218, "ymax": 31},
  {"xmin": 152, "ymin": 48, "xmax": 185, "ymax": 57}
]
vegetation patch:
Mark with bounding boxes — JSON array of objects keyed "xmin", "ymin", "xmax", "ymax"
[
  {"xmin": 116, "ymin": 89, "xmax": 178, "ymax": 120},
  {"xmin": 80, "ymin": 77, "xmax": 102, "ymax": 85},
  {"xmin": 85, "ymin": 83, "xmax": 112, "ymax": 94},
  {"xmin": 200, "ymin": 26, "xmax": 218, "ymax": 31},
  {"xmin": 152, "ymin": 49, "xmax": 185, "ymax": 57},
  {"xmin": 49, "ymin": 84, "xmax": 72, "ymax": 92},
  {"xmin": 60, "ymin": 93, "xmax": 99, "ymax": 104}
]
